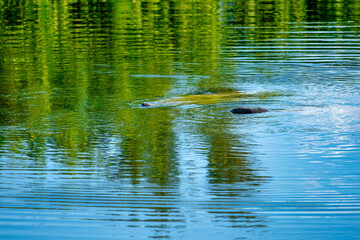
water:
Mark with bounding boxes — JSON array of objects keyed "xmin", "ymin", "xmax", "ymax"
[{"xmin": 1, "ymin": 1, "xmax": 360, "ymax": 239}]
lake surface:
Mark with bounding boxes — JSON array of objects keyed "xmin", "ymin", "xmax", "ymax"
[{"xmin": 1, "ymin": 1, "xmax": 360, "ymax": 239}]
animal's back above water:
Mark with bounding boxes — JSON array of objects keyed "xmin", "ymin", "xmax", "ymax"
[{"xmin": 230, "ymin": 107, "xmax": 268, "ymax": 114}]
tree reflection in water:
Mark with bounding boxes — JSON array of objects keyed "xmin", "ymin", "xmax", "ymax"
[{"xmin": 1, "ymin": 0, "xmax": 359, "ymax": 239}]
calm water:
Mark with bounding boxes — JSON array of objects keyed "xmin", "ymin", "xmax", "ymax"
[{"xmin": 1, "ymin": 1, "xmax": 360, "ymax": 239}]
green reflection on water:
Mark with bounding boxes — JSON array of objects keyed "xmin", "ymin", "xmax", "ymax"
[{"xmin": 0, "ymin": 0, "xmax": 359, "ymax": 187}]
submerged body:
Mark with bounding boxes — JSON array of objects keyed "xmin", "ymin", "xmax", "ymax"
[{"xmin": 141, "ymin": 91, "xmax": 277, "ymax": 108}]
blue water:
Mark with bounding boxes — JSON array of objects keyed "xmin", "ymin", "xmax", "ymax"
[{"xmin": 1, "ymin": 1, "xmax": 360, "ymax": 240}]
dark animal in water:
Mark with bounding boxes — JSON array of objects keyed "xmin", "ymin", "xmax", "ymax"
[
  {"xmin": 142, "ymin": 101, "xmax": 268, "ymax": 114},
  {"xmin": 141, "ymin": 102, "xmax": 152, "ymax": 107},
  {"xmin": 231, "ymin": 107, "xmax": 268, "ymax": 114}
]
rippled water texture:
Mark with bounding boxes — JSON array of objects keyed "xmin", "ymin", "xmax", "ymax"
[{"xmin": 0, "ymin": 1, "xmax": 360, "ymax": 239}]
